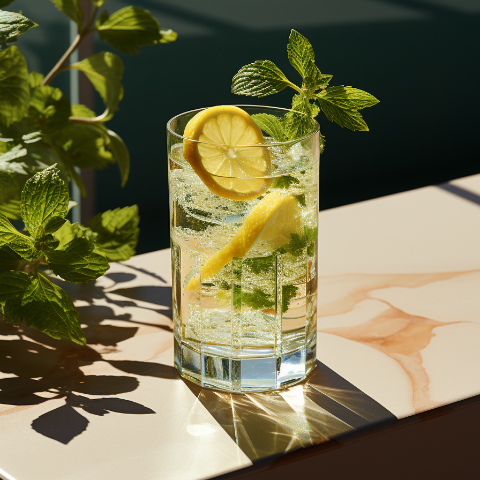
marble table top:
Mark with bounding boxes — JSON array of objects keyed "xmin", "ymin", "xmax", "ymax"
[{"xmin": 1, "ymin": 174, "xmax": 479, "ymax": 480}]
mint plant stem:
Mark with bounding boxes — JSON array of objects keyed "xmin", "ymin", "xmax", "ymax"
[
  {"xmin": 42, "ymin": 33, "xmax": 82, "ymax": 86},
  {"xmin": 68, "ymin": 109, "xmax": 109, "ymax": 124},
  {"xmin": 42, "ymin": 7, "xmax": 98, "ymax": 86}
]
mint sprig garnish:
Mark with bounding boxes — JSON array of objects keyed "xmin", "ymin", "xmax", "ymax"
[
  {"xmin": 0, "ymin": 165, "xmax": 140, "ymax": 345},
  {"xmin": 232, "ymin": 29, "xmax": 379, "ymax": 149}
]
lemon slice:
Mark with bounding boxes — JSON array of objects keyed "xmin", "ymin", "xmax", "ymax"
[
  {"xmin": 183, "ymin": 105, "xmax": 272, "ymax": 200},
  {"xmin": 186, "ymin": 192, "xmax": 301, "ymax": 291}
]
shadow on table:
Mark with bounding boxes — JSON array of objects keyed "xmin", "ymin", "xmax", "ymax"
[
  {"xmin": 184, "ymin": 361, "xmax": 396, "ymax": 461},
  {"xmin": 0, "ymin": 269, "xmax": 177, "ymax": 444}
]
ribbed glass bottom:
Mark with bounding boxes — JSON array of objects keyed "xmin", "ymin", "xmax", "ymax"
[{"xmin": 174, "ymin": 335, "xmax": 316, "ymax": 392}]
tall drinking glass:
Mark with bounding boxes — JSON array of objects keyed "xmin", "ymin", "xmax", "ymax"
[{"xmin": 167, "ymin": 105, "xmax": 319, "ymax": 392}]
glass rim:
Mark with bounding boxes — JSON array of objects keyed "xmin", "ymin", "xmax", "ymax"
[{"xmin": 166, "ymin": 104, "xmax": 320, "ymax": 148}]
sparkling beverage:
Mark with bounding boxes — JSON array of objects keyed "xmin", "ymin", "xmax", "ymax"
[{"xmin": 168, "ymin": 106, "xmax": 319, "ymax": 392}]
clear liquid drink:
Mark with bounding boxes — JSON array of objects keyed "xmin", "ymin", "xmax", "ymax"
[{"xmin": 167, "ymin": 105, "xmax": 319, "ymax": 392}]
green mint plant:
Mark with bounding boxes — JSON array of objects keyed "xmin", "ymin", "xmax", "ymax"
[
  {"xmin": 0, "ymin": 0, "xmax": 176, "ymax": 217},
  {"xmin": 0, "ymin": 165, "xmax": 140, "ymax": 344},
  {"xmin": 232, "ymin": 29, "xmax": 379, "ymax": 150},
  {"xmin": 0, "ymin": 0, "xmax": 176, "ymax": 344}
]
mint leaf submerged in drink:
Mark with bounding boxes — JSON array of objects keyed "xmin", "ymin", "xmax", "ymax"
[
  {"xmin": 220, "ymin": 226, "xmax": 317, "ymax": 313},
  {"xmin": 0, "ymin": 165, "xmax": 140, "ymax": 344},
  {"xmin": 232, "ymin": 29, "xmax": 379, "ymax": 149}
]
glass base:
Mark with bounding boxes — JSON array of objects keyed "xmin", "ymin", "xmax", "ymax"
[{"xmin": 174, "ymin": 336, "xmax": 316, "ymax": 393}]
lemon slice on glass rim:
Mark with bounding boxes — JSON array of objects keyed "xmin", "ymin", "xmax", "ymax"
[{"xmin": 183, "ymin": 105, "xmax": 272, "ymax": 200}]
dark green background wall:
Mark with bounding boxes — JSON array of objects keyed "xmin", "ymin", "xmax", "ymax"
[{"xmin": 14, "ymin": 0, "xmax": 480, "ymax": 254}]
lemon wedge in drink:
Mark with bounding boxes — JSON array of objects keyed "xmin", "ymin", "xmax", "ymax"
[
  {"xmin": 183, "ymin": 105, "xmax": 272, "ymax": 200},
  {"xmin": 186, "ymin": 192, "xmax": 301, "ymax": 291}
]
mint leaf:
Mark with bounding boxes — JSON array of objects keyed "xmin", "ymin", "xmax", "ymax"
[
  {"xmin": 46, "ymin": 220, "xmax": 109, "ymax": 282},
  {"xmin": 0, "ymin": 245, "xmax": 21, "ymax": 273},
  {"xmin": 282, "ymin": 284, "xmax": 298, "ymax": 313},
  {"xmin": 317, "ymin": 100, "xmax": 368, "ymax": 131},
  {"xmin": 71, "ymin": 104, "xmax": 95, "ymax": 118},
  {"xmin": 0, "ymin": 141, "xmax": 11, "ymax": 154},
  {"xmin": 0, "ymin": 146, "xmax": 27, "ymax": 220},
  {"xmin": 50, "ymin": 145, "xmax": 87, "ymax": 197},
  {"xmin": 271, "ymin": 175, "xmax": 299, "ymax": 189},
  {"xmin": 317, "ymin": 86, "xmax": 379, "ymax": 131},
  {"xmin": 232, "ymin": 60, "xmax": 299, "ymax": 98},
  {"xmin": 0, "ymin": 145, "xmax": 28, "ymax": 175},
  {"xmin": 21, "ymin": 165, "xmax": 69, "ymax": 239},
  {"xmin": 0, "ymin": 271, "xmax": 31, "ymax": 303},
  {"xmin": 18, "ymin": 141, "xmax": 55, "ymax": 174},
  {"xmin": 52, "ymin": 122, "xmax": 114, "ymax": 170},
  {"xmin": 318, "ymin": 86, "xmax": 379, "ymax": 110},
  {"xmin": 0, "ymin": 11, "xmax": 38, "ymax": 43},
  {"xmin": 0, "ymin": 199, "xmax": 20, "ymax": 220},
  {"xmin": 303, "ymin": 226, "xmax": 318, "ymax": 243},
  {"xmin": 68, "ymin": 52, "xmax": 124, "ymax": 121},
  {"xmin": 0, "ymin": 115, "xmax": 37, "ymax": 142},
  {"xmin": 0, "ymin": 46, "xmax": 29, "ymax": 128},
  {"xmin": 44, "ymin": 216, "xmax": 66, "ymax": 234},
  {"xmin": 279, "ymin": 232, "xmax": 307, "ymax": 257},
  {"xmin": 251, "ymin": 113, "xmax": 287, "ymax": 142},
  {"xmin": 45, "ymin": 239, "xmax": 109, "ymax": 283},
  {"xmin": 287, "ymin": 30, "xmax": 318, "ymax": 87},
  {"xmin": 49, "ymin": 0, "xmax": 83, "ymax": 32},
  {"xmin": 233, "ymin": 284, "xmax": 297, "ymax": 313},
  {"xmin": 291, "ymin": 92, "xmax": 320, "ymax": 117},
  {"xmin": 310, "ymin": 73, "xmax": 333, "ymax": 92},
  {"xmin": 106, "ymin": 129, "xmax": 130, "ymax": 187},
  {"xmin": 287, "ymin": 29, "xmax": 333, "ymax": 91},
  {"xmin": 28, "ymin": 71, "xmax": 44, "ymax": 88},
  {"xmin": 294, "ymin": 193, "xmax": 306, "ymax": 207},
  {"xmin": 30, "ymin": 84, "xmax": 72, "ymax": 130},
  {"xmin": 92, "ymin": 0, "xmax": 105, "ymax": 6},
  {"xmin": 87, "ymin": 205, "xmax": 139, "ymax": 262},
  {"xmin": 96, "ymin": 6, "xmax": 176, "ymax": 55},
  {"xmin": 243, "ymin": 255, "xmax": 275, "ymax": 275},
  {"xmin": 53, "ymin": 220, "xmax": 96, "ymax": 248},
  {"xmin": 0, "ymin": 141, "xmax": 56, "ymax": 207},
  {"xmin": 2, "ymin": 272, "xmax": 86, "ymax": 344},
  {"xmin": 241, "ymin": 287, "xmax": 275, "ymax": 310},
  {"xmin": 174, "ymin": 203, "xmax": 210, "ymax": 232},
  {"xmin": 0, "ymin": 213, "xmax": 36, "ymax": 260},
  {"xmin": 284, "ymin": 93, "xmax": 319, "ymax": 139},
  {"xmin": 279, "ymin": 226, "xmax": 317, "ymax": 257}
]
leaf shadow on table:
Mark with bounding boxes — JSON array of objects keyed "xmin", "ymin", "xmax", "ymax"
[
  {"xmin": 183, "ymin": 361, "xmax": 396, "ymax": 461},
  {"xmin": 0, "ymin": 270, "xmax": 177, "ymax": 444}
]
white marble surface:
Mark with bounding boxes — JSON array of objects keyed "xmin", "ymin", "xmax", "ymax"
[
  {"xmin": 317, "ymin": 175, "xmax": 480, "ymax": 417},
  {"xmin": 1, "ymin": 174, "xmax": 480, "ymax": 480}
]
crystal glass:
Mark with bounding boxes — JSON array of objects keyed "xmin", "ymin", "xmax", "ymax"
[{"xmin": 167, "ymin": 105, "xmax": 319, "ymax": 392}]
